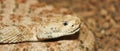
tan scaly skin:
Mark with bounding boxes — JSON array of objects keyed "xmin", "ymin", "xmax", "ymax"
[{"xmin": 0, "ymin": 0, "xmax": 81, "ymax": 43}]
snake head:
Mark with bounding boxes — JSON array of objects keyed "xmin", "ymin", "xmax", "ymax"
[{"xmin": 36, "ymin": 15, "xmax": 81, "ymax": 40}]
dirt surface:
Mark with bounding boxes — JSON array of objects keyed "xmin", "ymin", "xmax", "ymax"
[{"xmin": 38, "ymin": 0, "xmax": 120, "ymax": 51}]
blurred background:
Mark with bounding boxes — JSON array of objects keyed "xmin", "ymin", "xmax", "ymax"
[{"xmin": 38, "ymin": 0, "xmax": 120, "ymax": 51}]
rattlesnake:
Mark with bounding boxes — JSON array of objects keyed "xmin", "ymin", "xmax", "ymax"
[{"xmin": 0, "ymin": 0, "xmax": 81, "ymax": 43}]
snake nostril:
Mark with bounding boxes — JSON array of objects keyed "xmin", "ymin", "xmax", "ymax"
[{"xmin": 72, "ymin": 25, "xmax": 74, "ymax": 27}]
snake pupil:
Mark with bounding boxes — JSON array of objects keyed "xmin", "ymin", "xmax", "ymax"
[{"xmin": 63, "ymin": 21, "xmax": 68, "ymax": 26}]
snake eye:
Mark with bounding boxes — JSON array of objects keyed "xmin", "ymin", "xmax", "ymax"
[{"xmin": 63, "ymin": 21, "xmax": 68, "ymax": 26}]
